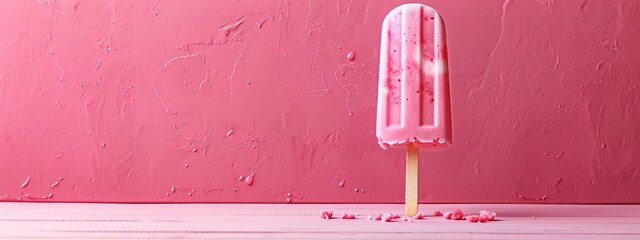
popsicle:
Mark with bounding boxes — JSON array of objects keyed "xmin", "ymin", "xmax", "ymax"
[{"xmin": 376, "ymin": 4, "xmax": 452, "ymax": 216}]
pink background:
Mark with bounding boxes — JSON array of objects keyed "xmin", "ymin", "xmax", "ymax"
[{"xmin": 1, "ymin": 0, "xmax": 638, "ymax": 203}]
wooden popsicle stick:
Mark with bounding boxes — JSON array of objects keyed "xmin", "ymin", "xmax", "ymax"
[{"xmin": 405, "ymin": 143, "xmax": 419, "ymax": 216}]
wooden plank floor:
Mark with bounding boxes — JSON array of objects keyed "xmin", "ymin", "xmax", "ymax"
[{"xmin": 1, "ymin": 203, "xmax": 639, "ymax": 239}]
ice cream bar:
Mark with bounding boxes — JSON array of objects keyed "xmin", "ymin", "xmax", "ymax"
[{"xmin": 376, "ymin": 4, "xmax": 452, "ymax": 216}]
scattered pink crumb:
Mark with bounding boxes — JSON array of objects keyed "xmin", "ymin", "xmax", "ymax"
[
  {"xmin": 443, "ymin": 209, "xmax": 465, "ymax": 220},
  {"xmin": 479, "ymin": 210, "xmax": 497, "ymax": 221},
  {"xmin": 238, "ymin": 175, "xmax": 244, "ymax": 181},
  {"xmin": 320, "ymin": 211, "xmax": 333, "ymax": 219},
  {"xmin": 381, "ymin": 213, "xmax": 393, "ymax": 222},
  {"xmin": 339, "ymin": 180, "xmax": 345, "ymax": 187},
  {"xmin": 317, "ymin": 209, "xmax": 496, "ymax": 223},
  {"xmin": 286, "ymin": 197, "xmax": 291, "ymax": 203},
  {"xmin": 287, "ymin": 192, "xmax": 292, "ymax": 197},
  {"xmin": 451, "ymin": 208, "xmax": 465, "ymax": 220},
  {"xmin": 341, "ymin": 212, "xmax": 356, "ymax": 219},
  {"xmin": 465, "ymin": 210, "xmax": 497, "ymax": 223}
]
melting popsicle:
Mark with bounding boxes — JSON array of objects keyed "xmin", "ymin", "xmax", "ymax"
[{"xmin": 376, "ymin": 4, "xmax": 452, "ymax": 216}]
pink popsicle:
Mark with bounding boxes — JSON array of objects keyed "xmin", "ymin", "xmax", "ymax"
[{"xmin": 376, "ymin": 4, "xmax": 452, "ymax": 216}]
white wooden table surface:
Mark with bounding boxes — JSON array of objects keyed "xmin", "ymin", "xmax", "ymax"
[{"xmin": 1, "ymin": 203, "xmax": 639, "ymax": 239}]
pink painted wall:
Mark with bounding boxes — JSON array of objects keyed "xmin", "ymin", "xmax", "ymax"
[{"xmin": 1, "ymin": 0, "xmax": 639, "ymax": 203}]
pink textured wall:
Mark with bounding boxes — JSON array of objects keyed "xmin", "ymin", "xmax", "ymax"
[{"xmin": 1, "ymin": 0, "xmax": 639, "ymax": 203}]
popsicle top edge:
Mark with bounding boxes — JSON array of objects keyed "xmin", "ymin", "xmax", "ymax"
[{"xmin": 376, "ymin": 3, "xmax": 452, "ymax": 151}]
